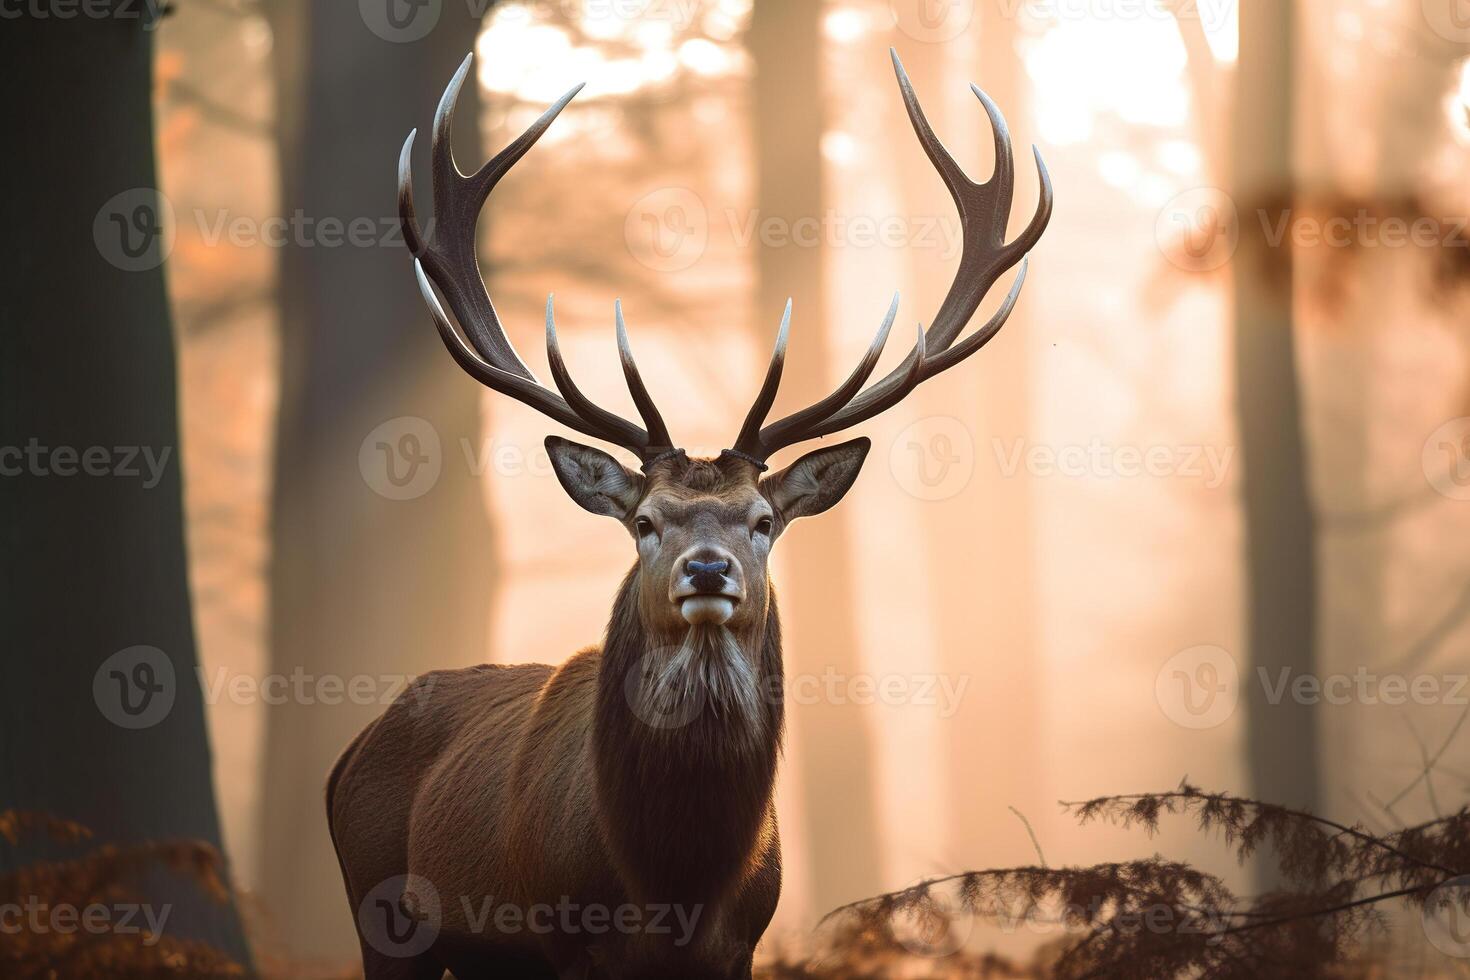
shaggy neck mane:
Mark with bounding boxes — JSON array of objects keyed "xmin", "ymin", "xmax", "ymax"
[{"xmin": 593, "ymin": 568, "xmax": 784, "ymax": 907}]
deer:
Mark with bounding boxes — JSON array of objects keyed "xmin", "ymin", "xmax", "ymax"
[{"xmin": 327, "ymin": 48, "xmax": 1051, "ymax": 980}]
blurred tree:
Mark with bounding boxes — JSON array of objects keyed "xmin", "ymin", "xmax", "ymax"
[
  {"xmin": 0, "ymin": 13, "xmax": 251, "ymax": 967},
  {"xmin": 1232, "ymin": 2, "xmax": 1319, "ymax": 848},
  {"xmin": 895, "ymin": 17, "xmax": 1046, "ymax": 877},
  {"xmin": 747, "ymin": 0, "xmax": 883, "ymax": 913},
  {"xmin": 261, "ymin": 0, "xmax": 493, "ymax": 960}
]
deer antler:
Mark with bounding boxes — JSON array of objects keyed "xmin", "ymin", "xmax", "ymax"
[
  {"xmin": 400, "ymin": 54, "xmax": 674, "ymax": 465},
  {"xmin": 730, "ymin": 49, "xmax": 1053, "ymax": 463}
]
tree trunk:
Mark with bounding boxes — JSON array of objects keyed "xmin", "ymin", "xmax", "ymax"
[
  {"xmin": 747, "ymin": 0, "xmax": 884, "ymax": 913},
  {"xmin": 1233, "ymin": 1, "xmax": 1319, "ymax": 841},
  {"xmin": 899, "ymin": 14, "xmax": 1044, "ymax": 874},
  {"xmin": 262, "ymin": 1, "xmax": 492, "ymax": 960},
  {"xmin": 0, "ymin": 14, "xmax": 251, "ymax": 966}
]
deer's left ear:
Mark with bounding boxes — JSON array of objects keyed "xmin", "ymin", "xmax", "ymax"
[
  {"xmin": 545, "ymin": 436, "xmax": 644, "ymax": 520},
  {"xmin": 761, "ymin": 437, "xmax": 870, "ymax": 524}
]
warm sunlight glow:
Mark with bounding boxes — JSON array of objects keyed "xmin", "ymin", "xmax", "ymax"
[
  {"xmin": 1025, "ymin": 19, "xmax": 1189, "ymax": 145},
  {"xmin": 477, "ymin": 2, "xmax": 744, "ymax": 101},
  {"xmin": 1203, "ymin": 4, "xmax": 1239, "ymax": 62},
  {"xmin": 678, "ymin": 38, "xmax": 730, "ymax": 76},
  {"xmin": 823, "ymin": 7, "xmax": 870, "ymax": 44},
  {"xmin": 133, "ymin": 0, "xmax": 1470, "ymax": 971},
  {"xmin": 1451, "ymin": 58, "xmax": 1470, "ymax": 145},
  {"xmin": 821, "ymin": 130, "xmax": 858, "ymax": 166},
  {"xmin": 1157, "ymin": 138, "xmax": 1203, "ymax": 175},
  {"xmin": 1098, "ymin": 149, "xmax": 1141, "ymax": 188},
  {"xmin": 703, "ymin": 0, "xmax": 751, "ymax": 41}
]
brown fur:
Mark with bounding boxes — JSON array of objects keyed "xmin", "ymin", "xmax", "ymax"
[{"xmin": 327, "ymin": 449, "xmax": 856, "ymax": 979}]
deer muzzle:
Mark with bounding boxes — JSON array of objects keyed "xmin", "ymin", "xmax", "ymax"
[{"xmin": 673, "ymin": 554, "xmax": 743, "ymax": 625}]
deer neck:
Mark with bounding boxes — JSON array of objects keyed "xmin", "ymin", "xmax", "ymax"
[{"xmin": 592, "ymin": 570, "xmax": 784, "ymax": 904}]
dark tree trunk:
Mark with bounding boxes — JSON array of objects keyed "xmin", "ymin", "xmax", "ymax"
[
  {"xmin": 261, "ymin": 0, "xmax": 493, "ymax": 960},
  {"xmin": 0, "ymin": 13, "xmax": 251, "ymax": 966},
  {"xmin": 747, "ymin": 0, "xmax": 884, "ymax": 913},
  {"xmin": 1233, "ymin": 2, "xmax": 1319, "ymax": 843}
]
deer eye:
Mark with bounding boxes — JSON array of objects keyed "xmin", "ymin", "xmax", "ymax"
[
  {"xmin": 634, "ymin": 517, "xmax": 657, "ymax": 539},
  {"xmin": 753, "ymin": 517, "xmax": 773, "ymax": 537}
]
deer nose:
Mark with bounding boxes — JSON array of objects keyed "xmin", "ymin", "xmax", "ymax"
[{"xmin": 686, "ymin": 558, "xmax": 730, "ymax": 593}]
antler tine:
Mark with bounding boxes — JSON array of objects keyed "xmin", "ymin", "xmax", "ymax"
[
  {"xmin": 614, "ymin": 301, "xmax": 674, "ymax": 451},
  {"xmin": 432, "ymin": 54, "xmax": 587, "ymax": 208},
  {"xmin": 735, "ymin": 49, "xmax": 1051, "ymax": 462},
  {"xmin": 829, "ymin": 324, "xmax": 926, "ymax": 429},
  {"xmin": 398, "ymin": 130, "xmax": 427, "ymax": 259},
  {"xmin": 798, "ymin": 265, "xmax": 1024, "ymax": 440},
  {"xmin": 428, "ymin": 54, "xmax": 476, "ymax": 195},
  {"xmin": 414, "ymin": 261, "xmax": 607, "ymax": 439},
  {"xmin": 408, "ymin": 54, "xmax": 583, "ymax": 376},
  {"xmin": 402, "ymin": 55, "xmax": 673, "ymax": 461},
  {"xmin": 968, "ymin": 83, "xmax": 1014, "ymax": 201},
  {"xmin": 732, "ymin": 300, "xmax": 792, "ymax": 455},
  {"xmin": 919, "ymin": 258, "xmax": 1027, "ymax": 377},
  {"xmin": 749, "ymin": 293, "xmax": 900, "ymax": 454},
  {"xmin": 891, "ymin": 48, "xmax": 977, "ymax": 229},
  {"xmin": 543, "ymin": 295, "xmax": 658, "ymax": 449}
]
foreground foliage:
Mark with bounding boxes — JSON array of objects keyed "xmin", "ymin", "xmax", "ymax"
[
  {"xmin": 0, "ymin": 809, "xmax": 243, "ymax": 979},
  {"xmin": 764, "ymin": 783, "xmax": 1470, "ymax": 979}
]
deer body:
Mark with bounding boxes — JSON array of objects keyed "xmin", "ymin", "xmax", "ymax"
[
  {"xmin": 330, "ymin": 47, "xmax": 1050, "ymax": 980},
  {"xmin": 329, "ymin": 570, "xmax": 784, "ymax": 978}
]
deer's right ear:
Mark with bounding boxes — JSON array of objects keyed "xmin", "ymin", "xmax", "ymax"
[{"xmin": 545, "ymin": 436, "xmax": 644, "ymax": 520}]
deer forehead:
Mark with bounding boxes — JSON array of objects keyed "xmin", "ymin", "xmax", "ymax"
[{"xmin": 641, "ymin": 494, "xmax": 763, "ymax": 526}]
